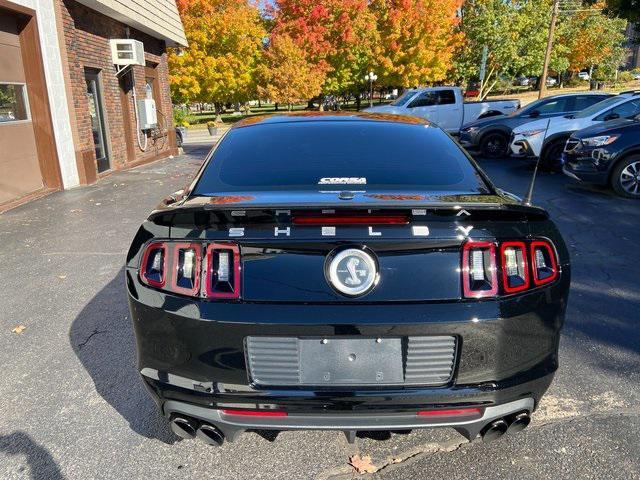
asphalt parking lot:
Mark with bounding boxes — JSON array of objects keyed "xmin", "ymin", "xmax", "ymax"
[{"xmin": 1, "ymin": 143, "xmax": 639, "ymax": 479}]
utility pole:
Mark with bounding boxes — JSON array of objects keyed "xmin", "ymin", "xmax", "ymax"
[{"xmin": 539, "ymin": 0, "xmax": 560, "ymax": 99}]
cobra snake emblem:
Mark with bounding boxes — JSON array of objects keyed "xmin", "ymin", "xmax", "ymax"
[{"xmin": 345, "ymin": 258, "xmax": 363, "ymax": 285}]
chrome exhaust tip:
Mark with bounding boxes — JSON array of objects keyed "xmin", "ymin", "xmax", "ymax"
[
  {"xmin": 196, "ymin": 424, "xmax": 225, "ymax": 447},
  {"xmin": 481, "ymin": 418, "xmax": 508, "ymax": 442},
  {"xmin": 170, "ymin": 416, "xmax": 197, "ymax": 440},
  {"xmin": 506, "ymin": 412, "xmax": 531, "ymax": 434}
]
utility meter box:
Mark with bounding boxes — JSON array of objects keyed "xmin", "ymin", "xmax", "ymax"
[
  {"xmin": 137, "ymin": 99, "xmax": 158, "ymax": 130},
  {"xmin": 110, "ymin": 39, "xmax": 145, "ymax": 66}
]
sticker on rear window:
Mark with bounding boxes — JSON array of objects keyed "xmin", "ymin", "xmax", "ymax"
[{"xmin": 318, "ymin": 177, "xmax": 367, "ymax": 185}]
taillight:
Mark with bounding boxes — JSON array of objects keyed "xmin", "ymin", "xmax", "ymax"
[
  {"xmin": 140, "ymin": 242, "xmax": 167, "ymax": 288},
  {"xmin": 205, "ymin": 243, "xmax": 241, "ymax": 299},
  {"xmin": 462, "ymin": 239, "xmax": 559, "ymax": 298},
  {"xmin": 139, "ymin": 240, "xmax": 241, "ymax": 299},
  {"xmin": 500, "ymin": 241, "xmax": 530, "ymax": 293},
  {"xmin": 462, "ymin": 241, "xmax": 498, "ymax": 298},
  {"xmin": 171, "ymin": 243, "xmax": 202, "ymax": 296},
  {"xmin": 531, "ymin": 240, "xmax": 558, "ymax": 286}
]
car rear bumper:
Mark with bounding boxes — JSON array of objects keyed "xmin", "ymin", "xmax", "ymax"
[
  {"xmin": 128, "ymin": 266, "xmax": 568, "ymax": 440},
  {"xmin": 162, "ymin": 395, "xmax": 536, "ymax": 442}
]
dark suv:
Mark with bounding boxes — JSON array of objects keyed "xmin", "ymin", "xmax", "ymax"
[
  {"xmin": 459, "ymin": 93, "xmax": 611, "ymax": 157},
  {"xmin": 563, "ymin": 116, "xmax": 640, "ymax": 198}
]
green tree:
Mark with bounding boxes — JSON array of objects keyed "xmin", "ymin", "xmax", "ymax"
[{"xmin": 456, "ymin": 0, "xmax": 554, "ymax": 97}]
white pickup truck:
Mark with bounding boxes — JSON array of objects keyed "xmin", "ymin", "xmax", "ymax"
[{"xmin": 365, "ymin": 87, "xmax": 520, "ymax": 134}]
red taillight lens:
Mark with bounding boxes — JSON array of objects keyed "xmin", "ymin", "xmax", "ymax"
[
  {"xmin": 530, "ymin": 240, "xmax": 558, "ymax": 286},
  {"xmin": 220, "ymin": 409, "xmax": 287, "ymax": 417},
  {"xmin": 140, "ymin": 242, "xmax": 167, "ymax": 288},
  {"xmin": 462, "ymin": 241, "xmax": 498, "ymax": 298},
  {"xmin": 500, "ymin": 241, "xmax": 530, "ymax": 294},
  {"xmin": 205, "ymin": 243, "xmax": 241, "ymax": 299},
  {"xmin": 417, "ymin": 407, "xmax": 483, "ymax": 417},
  {"xmin": 171, "ymin": 243, "xmax": 202, "ymax": 296},
  {"xmin": 292, "ymin": 215, "xmax": 409, "ymax": 225}
]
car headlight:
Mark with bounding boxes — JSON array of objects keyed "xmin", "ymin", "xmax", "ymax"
[
  {"xmin": 519, "ymin": 129, "xmax": 546, "ymax": 137},
  {"xmin": 581, "ymin": 135, "xmax": 619, "ymax": 147},
  {"xmin": 461, "ymin": 126, "xmax": 479, "ymax": 133}
]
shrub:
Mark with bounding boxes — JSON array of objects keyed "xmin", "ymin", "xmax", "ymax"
[
  {"xmin": 173, "ymin": 107, "xmax": 189, "ymax": 127},
  {"xmin": 617, "ymin": 71, "xmax": 635, "ymax": 83}
]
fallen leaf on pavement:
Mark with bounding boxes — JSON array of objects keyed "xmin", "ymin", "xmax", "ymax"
[
  {"xmin": 349, "ymin": 454, "xmax": 377, "ymax": 474},
  {"xmin": 12, "ymin": 325, "xmax": 26, "ymax": 334},
  {"xmin": 58, "ymin": 275, "xmax": 67, "ymax": 279}
]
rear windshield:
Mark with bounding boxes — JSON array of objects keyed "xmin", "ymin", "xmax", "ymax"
[
  {"xmin": 192, "ymin": 121, "xmax": 491, "ymax": 194},
  {"xmin": 573, "ymin": 96, "xmax": 622, "ymax": 118}
]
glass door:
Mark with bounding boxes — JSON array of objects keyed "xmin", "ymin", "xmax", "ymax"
[{"xmin": 85, "ymin": 70, "xmax": 110, "ymax": 173}]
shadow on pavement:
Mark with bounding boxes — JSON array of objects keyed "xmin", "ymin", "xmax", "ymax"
[
  {"xmin": 0, "ymin": 431, "xmax": 65, "ymax": 480},
  {"xmin": 69, "ymin": 268, "xmax": 176, "ymax": 444}
]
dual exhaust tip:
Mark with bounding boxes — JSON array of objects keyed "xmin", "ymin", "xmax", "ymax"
[
  {"xmin": 481, "ymin": 411, "xmax": 531, "ymax": 442},
  {"xmin": 170, "ymin": 416, "xmax": 225, "ymax": 447}
]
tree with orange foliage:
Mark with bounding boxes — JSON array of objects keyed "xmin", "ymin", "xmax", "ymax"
[
  {"xmin": 270, "ymin": 0, "xmax": 379, "ymax": 100},
  {"xmin": 257, "ymin": 33, "xmax": 324, "ymax": 108},
  {"xmin": 370, "ymin": 0, "xmax": 464, "ymax": 88},
  {"xmin": 169, "ymin": 0, "xmax": 266, "ymax": 115},
  {"xmin": 562, "ymin": 9, "xmax": 626, "ymax": 79}
]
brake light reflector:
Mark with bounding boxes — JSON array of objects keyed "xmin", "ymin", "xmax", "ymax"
[
  {"xmin": 417, "ymin": 407, "xmax": 483, "ymax": 417},
  {"xmin": 292, "ymin": 214, "xmax": 410, "ymax": 225},
  {"xmin": 171, "ymin": 243, "xmax": 202, "ymax": 296},
  {"xmin": 205, "ymin": 243, "xmax": 241, "ymax": 299},
  {"xmin": 500, "ymin": 241, "xmax": 530, "ymax": 293},
  {"xmin": 140, "ymin": 242, "xmax": 167, "ymax": 288},
  {"xmin": 220, "ymin": 409, "xmax": 287, "ymax": 417},
  {"xmin": 462, "ymin": 241, "xmax": 498, "ymax": 298},
  {"xmin": 531, "ymin": 240, "xmax": 558, "ymax": 285}
]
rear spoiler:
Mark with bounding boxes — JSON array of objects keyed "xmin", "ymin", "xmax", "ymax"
[{"xmin": 147, "ymin": 193, "xmax": 549, "ymax": 224}]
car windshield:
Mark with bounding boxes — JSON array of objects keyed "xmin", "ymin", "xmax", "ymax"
[
  {"xmin": 192, "ymin": 120, "xmax": 492, "ymax": 194},
  {"xmin": 390, "ymin": 91, "xmax": 417, "ymax": 106},
  {"xmin": 573, "ymin": 96, "xmax": 624, "ymax": 118}
]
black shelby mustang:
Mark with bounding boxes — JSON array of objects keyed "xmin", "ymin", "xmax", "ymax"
[{"xmin": 126, "ymin": 112, "xmax": 570, "ymax": 446}]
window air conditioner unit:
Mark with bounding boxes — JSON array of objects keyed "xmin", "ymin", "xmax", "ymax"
[{"xmin": 110, "ymin": 39, "xmax": 145, "ymax": 66}]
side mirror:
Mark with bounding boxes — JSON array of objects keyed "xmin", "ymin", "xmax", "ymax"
[
  {"xmin": 529, "ymin": 110, "xmax": 541, "ymax": 118},
  {"xmin": 604, "ymin": 113, "xmax": 620, "ymax": 121}
]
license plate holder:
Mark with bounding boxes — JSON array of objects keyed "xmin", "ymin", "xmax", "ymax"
[{"xmin": 299, "ymin": 337, "xmax": 403, "ymax": 385}]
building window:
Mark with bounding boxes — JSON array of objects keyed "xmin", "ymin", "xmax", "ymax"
[{"xmin": 0, "ymin": 83, "xmax": 29, "ymax": 123}]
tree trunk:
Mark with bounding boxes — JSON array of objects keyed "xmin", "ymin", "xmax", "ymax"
[
  {"xmin": 275, "ymin": 102, "xmax": 279, "ymax": 111},
  {"xmin": 355, "ymin": 94, "xmax": 361, "ymax": 111}
]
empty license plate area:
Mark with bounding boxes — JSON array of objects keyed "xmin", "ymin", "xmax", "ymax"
[{"xmin": 299, "ymin": 337, "xmax": 404, "ymax": 385}]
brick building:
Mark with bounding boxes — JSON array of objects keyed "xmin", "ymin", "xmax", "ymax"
[{"xmin": 0, "ymin": 0, "xmax": 186, "ymax": 210}]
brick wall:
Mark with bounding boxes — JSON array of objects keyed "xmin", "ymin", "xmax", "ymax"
[{"xmin": 59, "ymin": 0, "xmax": 176, "ymax": 179}]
